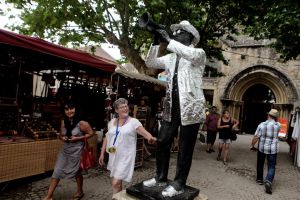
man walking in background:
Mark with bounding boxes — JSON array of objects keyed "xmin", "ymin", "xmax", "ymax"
[{"xmin": 250, "ymin": 109, "xmax": 281, "ymax": 194}]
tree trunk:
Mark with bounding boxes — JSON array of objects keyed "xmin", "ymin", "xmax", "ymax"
[
  {"xmin": 104, "ymin": 32, "xmax": 147, "ymax": 73},
  {"xmin": 119, "ymin": 46, "xmax": 147, "ymax": 73}
]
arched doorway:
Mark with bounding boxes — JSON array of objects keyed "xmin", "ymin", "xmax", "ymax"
[
  {"xmin": 242, "ymin": 84, "xmax": 275, "ymax": 134},
  {"xmin": 221, "ymin": 65, "xmax": 298, "ymax": 134}
]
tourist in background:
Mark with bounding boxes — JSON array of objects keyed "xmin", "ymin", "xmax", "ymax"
[
  {"xmin": 138, "ymin": 96, "xmax": 152, "ymax": 130},
  {"xmin": 250, "ymin": 109, "xmax": 281, "ymax": 194},
  {"xmin": 217, "ymin": 109, "xmax": 239, "ymax": 165},
  {"xmin": 203, "ymin": 106, "xmax": 220, "ymax": 153}
]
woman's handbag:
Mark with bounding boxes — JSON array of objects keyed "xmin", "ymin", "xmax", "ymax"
[
  {"xmin": 230, "ymin": 131, "xmax": 237, "ymax": 141},
  {"xmin": 199, "ymin": 132, "xmax": 206, "ymax": 143},
  {"xmin": 80, "ymin": 138, "xmax": 96, "ymax": 170},
  {"xmin": 230, "ymin": 128, "xmax": 239, "ymax": 141}
]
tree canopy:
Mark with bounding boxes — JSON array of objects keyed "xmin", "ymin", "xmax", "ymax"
[
  {"xmin": 242, "ymin": 0, "xmax": 300, "ymax": 61},
  {"xmin": 2, "ymin": 0, "xmax": 299, "ymax": 72}
]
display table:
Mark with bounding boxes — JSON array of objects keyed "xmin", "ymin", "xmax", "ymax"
[{"xmin": 0, "ymin": 134, "xmax": 97, "ymax": 183}]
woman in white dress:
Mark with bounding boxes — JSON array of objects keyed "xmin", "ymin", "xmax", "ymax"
[{"xmin": 99, "ymin": 98, "xmax": 156, "ymax": 194}]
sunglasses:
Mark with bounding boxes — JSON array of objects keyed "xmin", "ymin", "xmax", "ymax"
[{"xmin": 173, "ymin": 29, "xmax": 188, "ymax": 36}]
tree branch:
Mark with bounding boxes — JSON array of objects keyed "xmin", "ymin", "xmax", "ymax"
[{"xmin": 103, "ymin": 1, "xmax": 121, "ymax": 37}]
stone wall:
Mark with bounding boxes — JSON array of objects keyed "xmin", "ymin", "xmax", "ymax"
[{"xmin": 202, "ymin": 37, "xmax": 300, "ymax": 120}]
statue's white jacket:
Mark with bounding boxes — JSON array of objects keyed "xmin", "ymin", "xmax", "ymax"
[{"xmin": 145, "ymin": 40, "xmax": 206, "ymax": 125}]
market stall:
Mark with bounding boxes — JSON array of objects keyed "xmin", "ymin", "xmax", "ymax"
[
  {"xmin": 290, "ymin": 108, "xmax": 300, "ymax": 167},
  {"xmin": 0, "ymin": 29, "xmax": 117, "ymax": 183},
  {"xmin": 114, "ymin": 65, "xmax": 166, "ymax": 105}
]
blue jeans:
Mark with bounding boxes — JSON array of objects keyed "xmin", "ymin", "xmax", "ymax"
[{"xmin": 257, "ymin": 151, "xmax": 277, "ymax": 183}]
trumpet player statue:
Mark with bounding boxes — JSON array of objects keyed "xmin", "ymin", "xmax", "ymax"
[{"xmin": 142, "ymin": 20, "xmax": 206, "ymax": 197}]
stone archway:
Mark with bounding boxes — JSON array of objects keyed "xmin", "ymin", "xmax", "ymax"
[
  {"xmin": 241, "ymin": 84, "xmax": 275, "ymax": 133},
  {"xmin": 221, "ymin": 65, "xmax": 298, "ymax": 133}
]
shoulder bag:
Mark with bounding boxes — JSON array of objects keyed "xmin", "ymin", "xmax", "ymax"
[{"xmin": 80, "ymin": 137, "xmax": 96, "ymax": 170}]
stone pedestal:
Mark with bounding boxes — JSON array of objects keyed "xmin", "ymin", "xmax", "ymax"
[
  {"xmin": 124, "ymin": 182, "xmax": 201, "ymax": 200},
  {"xmin": 112, "ymin": 190, "xmax": 208, "ymax": 200}
]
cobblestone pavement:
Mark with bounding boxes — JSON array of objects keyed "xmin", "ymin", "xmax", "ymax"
[{"xmin": 1, "ymin": 134, "xmax": 300, "ymax": 200}]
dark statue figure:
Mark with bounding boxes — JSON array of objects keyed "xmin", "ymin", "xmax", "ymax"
[{"xmin": 127, "ymin": 13, "xmax": 207, "ymax": 199}]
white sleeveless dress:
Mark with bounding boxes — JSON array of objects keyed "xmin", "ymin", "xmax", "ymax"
[{"xmin": 106, "ymin": 118, "xmax": 142, "ymax": 182}]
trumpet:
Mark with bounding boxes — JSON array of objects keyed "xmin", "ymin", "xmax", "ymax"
[{"xmin": 138, "ymin": 12, "xmax": 165, "ymax": 33}]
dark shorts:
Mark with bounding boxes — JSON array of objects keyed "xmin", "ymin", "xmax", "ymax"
[{"xmin": 206, "ymin": 130, "xmax": 217, "ymax": 144}]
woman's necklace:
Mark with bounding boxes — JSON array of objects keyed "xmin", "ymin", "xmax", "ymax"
[
  {"xmin": 118, "ymin": 117, "xmax": 129, "ymax": 126},
  {"xmin": 113, "ymin": 116, "xmax": 129, "ymax": 145},
  {"xmin": 107, "ymin": 116, "xmax": 129, "ymax": 154}
]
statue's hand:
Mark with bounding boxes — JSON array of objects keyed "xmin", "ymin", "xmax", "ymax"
[
  {"xmin": 153, "ymin": 33, "xmax": 160, "ymax": 45},
  {"xmin": 157, "ymin": 29, "xmax": 170, "ymax": 43}
]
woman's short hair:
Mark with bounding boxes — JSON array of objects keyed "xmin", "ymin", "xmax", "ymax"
[{"xmin": 113, "ymin": 98, "xmax": 128, "ymax": 110}]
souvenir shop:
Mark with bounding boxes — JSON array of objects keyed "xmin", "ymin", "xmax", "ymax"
[{"xmin": 0, "ymin": 29, "xmax": 117, "ymax": 184}]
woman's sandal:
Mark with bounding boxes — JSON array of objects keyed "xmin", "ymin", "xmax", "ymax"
[
  {"xmin": 223, "ymin": 161, "xmax": 228, "ymax": 165},
  {"xmin": 72, "ymin": 193, "xmax": 84, "ymax": 200}
]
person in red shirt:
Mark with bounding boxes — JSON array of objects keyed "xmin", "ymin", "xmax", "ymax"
[{"xmin": 203, "ymin": 106, "xmax": 220, "ymax": 153}]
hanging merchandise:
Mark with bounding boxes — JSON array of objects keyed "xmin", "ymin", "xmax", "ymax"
[
  {"xmin": 292, "ymin": 109, "xmax": 300, "ymax": 167},
  {"xmin": 42, "ymin": 73, "xmax": 55, "ymax": 86}
]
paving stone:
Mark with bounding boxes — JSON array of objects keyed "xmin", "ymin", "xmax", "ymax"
[{"xmin": 1, "ymin": 135, "xmax": 300, "ymax": 200}]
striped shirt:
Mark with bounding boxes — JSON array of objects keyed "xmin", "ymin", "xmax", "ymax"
[{"xmin": 255, "ymin": 119, "xmax": 281, "ymax": 154}]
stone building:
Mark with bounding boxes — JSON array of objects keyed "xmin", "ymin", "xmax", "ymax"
[{"xmin": 202, "ymin": 36, "xmax": 300, "ymax": 134}]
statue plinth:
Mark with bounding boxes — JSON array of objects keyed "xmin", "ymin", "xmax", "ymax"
[{"xmin": 126, "ymin": 181, "xmax": 200, "ymax": 200}]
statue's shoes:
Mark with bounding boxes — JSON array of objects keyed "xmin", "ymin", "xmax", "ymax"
[
  {"xmin": 162, "ymin": 185, "xmax": 184, "ymax": 197},
  {"xmin": 143, "ymin": 178, "xmax": 167, "ymax": 187}
]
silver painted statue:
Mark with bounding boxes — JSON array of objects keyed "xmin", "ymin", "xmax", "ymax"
[{"xmin": 143, "ymin": 20, "xmax": 206, "ymax": 197}]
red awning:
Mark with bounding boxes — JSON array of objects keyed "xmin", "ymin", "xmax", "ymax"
[{"xmin": 0, "ymin": 29, "xmax": 117, "ymax": 72}]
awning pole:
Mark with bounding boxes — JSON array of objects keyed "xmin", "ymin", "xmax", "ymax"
[
  {"xmin": 15, "ymin": 61, "xmax": 22, "ymax": 102},
  {"xmin": 116, "ymin": 75, "xmax": 120, "ymax": 101}
]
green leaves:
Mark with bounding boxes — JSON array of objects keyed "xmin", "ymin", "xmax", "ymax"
[
  {"xmin": 242, "ymin": 0, "xmax": 300, "ymax": 61},
  {"xmin": 1, "ymin": 0, "xmax": 299, "ymax": 71}
]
